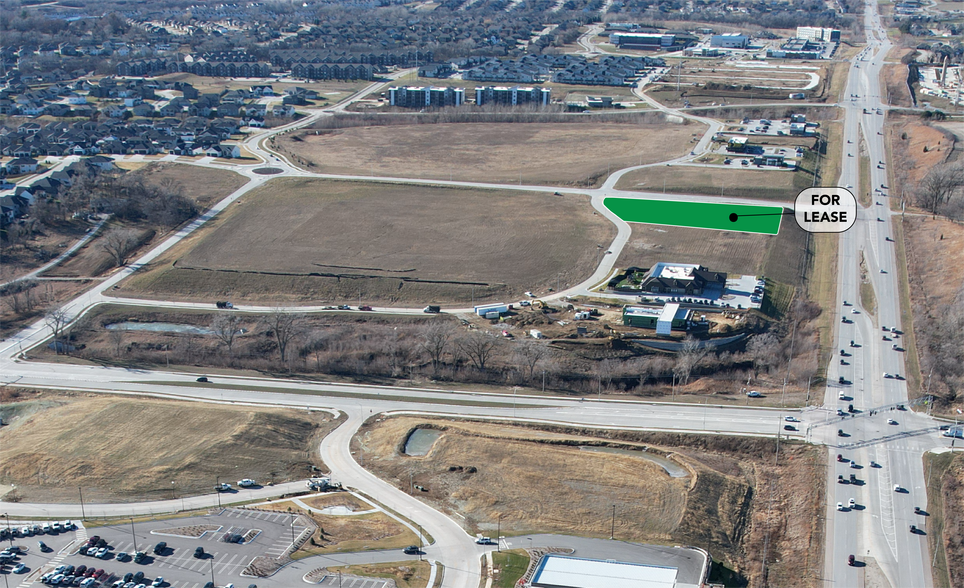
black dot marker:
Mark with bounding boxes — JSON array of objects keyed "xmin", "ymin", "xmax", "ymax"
[{"xmin": 729, "ymin": 213, "xmax": 739, "ymax": 222}]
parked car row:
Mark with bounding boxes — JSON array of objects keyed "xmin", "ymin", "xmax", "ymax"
[{"xmin": 1, "ymin": 520, "xmax": 75, "ymax": 539}]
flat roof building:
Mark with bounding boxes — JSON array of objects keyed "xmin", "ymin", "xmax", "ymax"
[
  {"xmin": 796, "ymin": 26, "xmax": 841, "ymax": 42},
  {"xmin": 530, "ymin": 554, "xmax": 678, "ymax": 588},
  {"xmin": 389, "ymin": 86, "xmax": 464, "ymax": 109},
  {"xmin": 622, "ymin": 304, "xmax": 691, "ymax": 331},
  {"xmin": 475, "ymin": 86, "xmax": 551, "ymax": 106},
  {"xmin": 710, "ymin": 33, "xmax": 749, "ymax": 48}
]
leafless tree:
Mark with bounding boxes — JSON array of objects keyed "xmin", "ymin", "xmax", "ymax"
[
  {"xmin": 386, "ymin": 328, "xmax": 418, "ymax": 378},
  {"xmin": 211, "ymin": 314, "xmax": 243, "ymax": 354},
  {"xmin": 262, "ymin": 311, "xmax": 303, "ymax": 366},
  {"xmin": 673, "ymin": 336, "xmax": 707, "ymax": 386},
  {"xmin": 457, "ymin": 330, "xmax": 500, "ymax": 372},
  {"xmin": 108, "ymin": 328, "xmax": 125, "ymax": 356},
  {"xmin": 915, "ymin": 163, "xmax": 964, "ymax": 215},
  {"xmin": 747, "ymin": 332, "xmax": 781, "ymax": 377},
  {"xmin": 419, "ymin": 322, "xmax": 454, "ymax": 376},
  {"xmin": 44, "ymin": 308, "xmax": 71, "ymax": 354},
  {"xmin": 1, "ymin": 279, "xmax": 38, "ymax": 316},
  {"xmin": 513, "ymin": 339, "xmax": 549, "ymax": 383},
  {"xmin": 100, "ymin": 228, "xmax": 140, "ymax": 267}
]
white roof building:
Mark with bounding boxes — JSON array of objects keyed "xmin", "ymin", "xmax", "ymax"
[{"xmin": 531, "ymin": 554, "xmax": 678, "ymax": 588}]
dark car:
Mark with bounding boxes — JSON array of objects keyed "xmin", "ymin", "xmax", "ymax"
[
  {"xmin": 38, "ymin": 541, "xmax": 51, "ymax": 552},
  {"xmin": 133, "ymin": 571, "xmax": 145, "ymax": 582},
  {"xmin": 337, "ymin": 305, "xmax": 350, "ymax": 310},
  {"xmin": 910, "ymin": 524, "xmax": 917, "ymax": 533},
  {"xmin": 196, "ymin": 376, "xmax": 209, "ymax": 383},
  {"xmin": 838, "ymin": 429, "xmax": 845, "ymax": 437},
  {"xmin": 204, "ymin": 583, "xmax": 215, "ymax": 588},
  {"xmin": 153, "ymin": 542, "xmax": 167, "ymax": 555},
  {"xmin": 75, "ymin": 565, "xmax": 87, "ymax": 576},
  {"xmin": 86, "ymin": 536, "xmax": 100, "ymax": 546},
  {"xmin": 848, "ymin": 554, "xmax": 855, "ymax": 566},
  {"xmin": 403, "ymin": 545, "xmax": 419, "ymax": 555},
  {"xmin": 784, "ymin": 425, "xmax": 796, "ymax": 431},
  {"xmin": 194, "ymin": 547, "xmax": 205, "ymax": 559},
  {"xmin": 134, "ymin": 551, "xmax": 146, "ymax": 563},
  {"xmin": 124, "ymin": 573, "xmax": 134, "ymax": 583}
]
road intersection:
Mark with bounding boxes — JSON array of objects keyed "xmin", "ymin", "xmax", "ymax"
[{"xmin": 1, "ymin": 4, "xmax": 954, "ymax": 585}]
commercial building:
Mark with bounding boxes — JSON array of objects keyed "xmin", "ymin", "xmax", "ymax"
[
  {"xmin": 796, "ymin": 26, "xmax": 841, "ymax": 42},
  {"xmin": 637, "ymin": 263, "xmax": 727, "ymax": 296},
  {"xmin": 475, "ymin": 86, "xmax": 550, "ymax": 106},
  {"xmin": 727, "ymin": 136, "xmax": 749, "ymax": 152},
  {"xmin": 609, "ymin": 32, "xmax": 696, "ymax": 51},
  {"xmin": 530, "ymin": 554, "xmax": 678, "ymax": 588},
  {"xmin": 710, "ymin": 33, "xmax": 749, "ymax": 49},
  {"xmin": 388, "ymin": 86, "xmax": 464, "ymax": 108},
  {"xmin": 622, "ymin": 304, "xmax": 692, "ymax": 333}
]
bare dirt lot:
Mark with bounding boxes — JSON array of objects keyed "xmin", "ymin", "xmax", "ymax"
[
  {"xmin": 276, "ymin": 121, "xmax": 701, "ymax": 187},
  {"xmin": 357, "ymin": 416, "xmax": 824, "ymax": 587},
  {"xmin": 615, "ymin": 216, "xmax": 809, "ymax": 288},
  {"xmin": 44, "ymin": 164, "xmax": 247, "ymax": 278},
  {"xmin": 615, "ymin": 164, "xmax": 802, "ymax": 201},
  {"xmin": 0, "ymin": 390, "xmax": 340, "ymax": 503},
  {"xmin": 118, "ymin": 178, "xmax": 615, "ymax": 305}
]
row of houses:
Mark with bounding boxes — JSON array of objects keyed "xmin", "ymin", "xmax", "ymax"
[
  {"xmin": 462, "ymin": 54, "xmax": 664, "ymax": 87},
  {"xmin": 0, "ymin": 117, "xmax": 244, "ymax": 160},
  {"xmin": 1, "ymin": 157, "xmax": 114, "ymax": 223}
]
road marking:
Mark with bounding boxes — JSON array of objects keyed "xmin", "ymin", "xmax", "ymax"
[{"xmin": 874, "ymin": 449, "xmax": 899, "ymax": 560}]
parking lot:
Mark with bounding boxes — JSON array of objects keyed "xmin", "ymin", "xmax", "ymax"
[
  {"xmin": 315, "ymin": 576, "xmax": 388, "ymax": 588},
  {"xmin": 22, "ymin": 509, "xmax": 310, "ymax": 588}
]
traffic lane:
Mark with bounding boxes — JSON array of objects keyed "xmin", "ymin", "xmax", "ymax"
[{"xmin": 535, "ymin": 405, "xmax": 793, "ymax": 436}]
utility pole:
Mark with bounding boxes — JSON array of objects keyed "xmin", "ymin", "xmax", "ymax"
[
  {"xmin": 497, "ymin": 515, "xmax": 501, "ymax": 553},
  {"xmin": 130, "ymin": 517, "xmax": 138, "ymax": 553},
  {"xmin": 79, "ymin": 487, "xmax": 86, "ymax": 521},
  {"xmin": 610, "ymin": 504, "xmax": 616, "ymax": 539},
  {"xmin": 216, "ymin": 477, "xmax": 221, "ymax": 509}
]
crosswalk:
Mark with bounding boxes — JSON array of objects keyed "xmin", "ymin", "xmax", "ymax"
[{"xmin": 316, "ymin": 575, "xmax": 389, "ymax": 588}]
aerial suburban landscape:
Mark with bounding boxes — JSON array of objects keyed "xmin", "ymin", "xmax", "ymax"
[{"xmin": 0, "ymin": 0, "xmax": 961, "ymax": 586}]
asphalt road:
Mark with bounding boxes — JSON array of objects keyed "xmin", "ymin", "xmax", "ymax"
[{"xmin": 820, "ymin": 2, "xmax": 935, "ymax": 586}]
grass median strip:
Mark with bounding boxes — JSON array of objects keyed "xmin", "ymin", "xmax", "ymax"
[
  {"xmin": 136, "ymin": 380, "xmax": 543, "ymax": 409},
  {"xmin": 604, "ymin": 197, "xmax": 784, "ymax": 235}
]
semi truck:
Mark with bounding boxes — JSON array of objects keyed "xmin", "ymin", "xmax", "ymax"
[{"xmin": 474, "ymin": 303, "xmax": 508, "ymax": 317}]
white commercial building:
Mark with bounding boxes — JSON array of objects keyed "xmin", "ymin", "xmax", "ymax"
[
  {"xmin": 530, "ymin": 554, "xmax": 678, "ymax": 588},
  {"xmin": 710, "ymin": 33, "xmax": 749, "ymax": 48},
  {"xmin": 795, "ymin": 26, "xmax": 840, "ymax": 42}
]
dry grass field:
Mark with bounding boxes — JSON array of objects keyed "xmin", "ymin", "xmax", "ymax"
[
  {"xmin": 615, "ymin": 164, "xmax": 802, "ymax": 201},
  {"xmin": 42, "ymin": 164, "xmax": 248, "ymax": 280},
  {"xmin": 326, "ymin": 561, "xmax": 432, "ymax": 588},
  {"xmin": 256, "ymin": 499, "xmax": 417, "ymax": 554},
  {"xmin": 119, "ymin": 178, "xmax": 615, "ymax": 305},
  {"xmin": 0, "ymin": 391, "xmax": 339, "ymax": 503},
  {"xmin": 925, "ymin": 451, "xmax": 964, "ymax": 588},
  {"xmin": 614, "ymin": 216, "xmax": 810, "ymax": 288},
  {"xmin": 276, "ymin": 121, "xmax": 701, "ymax": 187},
  {"xmin": 357, "ymin": 416, "xmax": 825, "ymax": 587}
]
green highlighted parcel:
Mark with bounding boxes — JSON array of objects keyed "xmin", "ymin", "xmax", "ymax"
[{"xmin": 604, "ymin": 197, "xmax": 784, "ymax": 235}]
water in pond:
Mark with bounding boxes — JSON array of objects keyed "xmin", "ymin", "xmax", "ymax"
[
  {"xmin": 106, "ymin": 322, "xmax": 214, "ymax": 335},
  {"xmin": 404, "ymin": 428, "xmax": 442, "ymax": 456},
  {"xmin": 578, "ymin": 446, "xmax": 689, "ymax": 478}
]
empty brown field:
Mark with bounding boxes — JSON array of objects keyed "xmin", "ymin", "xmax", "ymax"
[
  {"xmin": 357, "ymin": 416, "xmax": 825, "ymax": 587},
  {"xmin": 615, "ymin": 215, "xmax": 809, "ymax": 288},
  {"xmin": 0, "ymin": 391, "xmax": 339, "ymax": 503},
  {"xmin": 276, "ymin": 121, "xmax": 702, "ymax": 187},
  {"xmin": 42, "ymin": 164, "xmax": 248, "ymax": 280},
  {"xmin": 615, "ymin": 164, "xmax": 803, "ymax": 201},
  {"xmin": 119, "ymin": 178, "xmax": 615, "ymax": 305}
]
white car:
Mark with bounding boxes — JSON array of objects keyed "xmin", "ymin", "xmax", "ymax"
[
  {"xmin": 12, "ymin": 563, "xmax": 25, "ymax": 573},
  {"xmin": 747, "ymin": 391, "xmax": 762, "ymax": 398},
  {"xmin": 784, "ymin": 416, "xmax": 799, "ymax": 422},
  {"xmin": 851, "ymin": 308, "xmax": 859, "ymax": 314},
  {"xmin": 836, "ymin": 502, "xmax": 844, "ymax": 511},
  {"xmin": 883, "ymin": 372, "xmax": 893, "ymax": 379},
  {"xmin": 849, "ymin": 498, "xmax": 856, "ymax": 508},
  {"xmin": 887, "ymin": 419, "xmax": 897, "ymax": 425},
  {"xmin": 238, "ymin": 479, "xmax": 256, "ymax": 487},
  {"xmin": 152, "ymin": 577, "xmax": 164, "ymax": 587},
  {"xmin": 894, "ymin": 484, "xmax": 902, "ymax": 492},
  {"xmin": 96, "ymin": 547, "xmax": 109, "ymax": 558}
]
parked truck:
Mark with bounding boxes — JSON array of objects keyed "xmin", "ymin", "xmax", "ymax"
[
  {"xmin": 215, "ymin": 301, "xmax": 234, "ymax": 309},
  {"xmin": 474, "ymin": 303, "xmax": 508, "ymax": 317}
]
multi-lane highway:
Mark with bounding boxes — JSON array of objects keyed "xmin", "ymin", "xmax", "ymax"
[
  {"xmin": 821, "ymin": 1, "xmax": 936, "ymax": 586},
  {"xmin": 0, "ymin": 4, "xmax": 954, "ymax": 584}
]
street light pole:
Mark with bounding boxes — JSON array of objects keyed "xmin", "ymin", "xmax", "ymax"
[
  {"xmin": 497, "ymin": 515, "xmax": 501, "ymax": 553},
  {"xmin": 78, "ymin": 487, "xmax": 86, "ymax": 521},
  {"xmin": 130, "ymin": 517, "xmax": 138, "ymax": 553},
  {"xmin": 610, "ymin": 504, "xmax": 615, "ymax": 540},
  {"xmin": 216, "ymin": 477, "xmax": 221, "ymax": 509}
]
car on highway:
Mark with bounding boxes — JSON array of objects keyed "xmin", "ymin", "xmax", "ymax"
[
  {"xmin": 783, "ymin": 425, "xmax": 796, "ymax": 431},
  {"xmin": 337, "ymin": 305, "xmax": 351, "ymax": 310},
  {"xmin": 784, "ymin": 416, "xmax": 799, "ymax": 422},
  {"xmin": 883, "ymin": 372, "xmax": 893, "ymax": 379},
  {"xmin": 848, "ymin": 554, "xmax": 855, "ymax": 566},
  {"xmin": 403, "ymin": 545, "xmax": 420, "ymax": 554},
  {"xmin": 238, "ymin": 478, "xmax": 256, "ymax": 487},
  {"xmin": 894, "ymin": 484, "xmax": 903, "ymax": 492},
  {"xmin": 358, "ymin": 305, "xmax": 373, "ymax": 311},
  {"xmin": 215, "ymin": 482, "xmax": 231, "ymax": 491},
  {"xmin": 850, "ymin": 461, "xmax": 859, "ymax": 468},
  {"xmin": 836, "ymin": 502, "xmax": 844, "ymax": 511},
  {"xmin": 888, "ymin": 419, "xmax": 898, "ymax": 425},
  {"xmin": 849, "ymin": 498, "xmax": 855, "ymax": 508}
]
